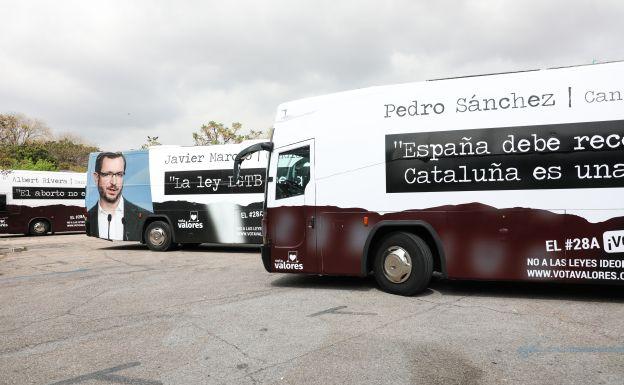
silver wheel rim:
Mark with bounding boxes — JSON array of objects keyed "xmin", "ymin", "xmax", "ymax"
[
  {"xmin": 383, "ymin": 246, "xmax": 412, "ymax": 283},
  {"xmin": 33, "ymin": 222, "xmax": 46, "ymax": 234},
  {"xmin": 149, "ymin": 227, "xmax": 166, "ymax": 246}
]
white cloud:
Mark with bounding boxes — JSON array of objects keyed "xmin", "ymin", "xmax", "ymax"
[{"xmin": 1, "ymin": 0, "xmax": 624, "ymax": 150}]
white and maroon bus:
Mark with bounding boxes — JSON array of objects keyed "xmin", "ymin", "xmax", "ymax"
[
  {"xmin": 0, "ymin": 170, "xmax": 86, "ymax": 235},
  {"xmin": 85, "ymin": 141, "xmax": 267, "ymax": 250},
  {"xmin": 235, "ymin": 61, "xmax": 624, "ymax": 295}
]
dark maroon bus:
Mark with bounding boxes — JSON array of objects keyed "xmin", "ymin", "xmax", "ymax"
[{"xmin": 0, "ymin": 170, "xmax": 86, "ymax": 235}]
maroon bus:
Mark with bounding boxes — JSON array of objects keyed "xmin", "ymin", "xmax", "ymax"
[
  {"xmin": 0, "ymin": 170, "xmax": 86, "ymax": 235},
  {"xmin": 235, "ymin": 62, "xmax": 624, "ymax": 295}
]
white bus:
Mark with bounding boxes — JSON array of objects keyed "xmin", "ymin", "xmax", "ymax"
[
  {"xmin": 0, "ymin": 170, "xmax": 86, "ymax": 235},
  {"xmin": 235, "ymin": 61, "xmax": 624, "ymax": 295},
  {"xmin": 85, "ymin": 141, "xmax": 267, "ymax": 251}
]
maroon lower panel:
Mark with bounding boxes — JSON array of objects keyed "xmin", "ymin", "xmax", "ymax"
[
  {"xmin": 0, "ymin": 204, "xmax": 86, "ymax": 234},
  {"xmin": 267, "ymin": 203, "xmax": 624, "ymax": 284}
]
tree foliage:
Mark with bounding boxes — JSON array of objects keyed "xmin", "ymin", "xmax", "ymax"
[
  {"xmin": 46, "ymin": 139, "xmax": 99, "ymax": 171},
  {"xmin": 9, "ymin": 157, "xmax": 57, "ymax": 171},
  {"xmin": 0, "ymin": 112, "xmax": 98, "ymax": 172},
  {"xmin": 141, "ymin": 136, "xmax": 162, "ymax": 149},
  {"xmin": 0, "ymin": 113, "xmax": 51, "ymax": 145},
  {"xmin": 192, "ymin": 121, "xmax": 264, "ymax": 145}
]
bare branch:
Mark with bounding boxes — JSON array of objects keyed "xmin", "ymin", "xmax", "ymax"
[
  {"xmin": 0, "ymin": 113, "xmax": 51, "ymax": 145},
  {"xmin": 192, "ymin": 120, "xmax": 262, "ymax": 145}
]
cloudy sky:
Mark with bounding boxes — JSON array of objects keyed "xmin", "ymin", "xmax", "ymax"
[{"xmin": 1, "ymin": 0, "xmax": 624, "ymax": 150}]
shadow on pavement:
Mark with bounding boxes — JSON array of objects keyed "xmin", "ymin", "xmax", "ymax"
[
  {"xmin": 271, "ymin": 274, "xmax": 378, "ymax": 292},
  {"xmin": 97, "ymin": 243, "xmax": 260, "ymax": 254},
  {"xmin": 96, "ymin": 243, "xmax": 147, "ymax": 251},
  {"xmin": 429, "ymin": 278, "xmax": 624, "ymax": 303},
  {"xmin": 0, "ymin": 232, "xmax": 84, "ymax": 239},
  {"xmin": 270, "ymin": 274, "xmax": 623, "ymax": 302},
  {"xmin": 91, "ymin": 241, "xmax": 624, "ymax": 303},
  {"xmin": 177, "ymin": 244, "xmax": 260, "ymax": 253}
]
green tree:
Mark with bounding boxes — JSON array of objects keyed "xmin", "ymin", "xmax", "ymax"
[
  {"xmin": 14, "ymin": 142, "xmax": 55, "ymax": 164},
  {"xmin": 10, "ymin": 157, "xmax": 57, "ymax": 171},
  {"xmin": 50, "ymin": 133, "xmax": 99, "ymax": 171},
  {"xmin": 1, "ymin": 142, "xmax": 56, "ymax": 167},
  {"xmin": 192, "ymin": 121, "xmax": 264, "ymax": 145},
  {"xmin": 45, "ymin": 139, "xmax": 98, "ymax": 172},
  {"xmin": 0, "ymin": 145, "xmax": 14, "ymax": 169}
]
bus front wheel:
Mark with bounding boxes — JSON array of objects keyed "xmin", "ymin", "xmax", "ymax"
[
  {"xmin": 145, "ymin": 221, "xmax": 174, "ymax": 251},
  {"xmin": 373, "ymin": 232, "xmax": 433, "ymax": 296},
  {"xmin": 29, "ymin": 219, "xmax": 50, "ymax": 236}
]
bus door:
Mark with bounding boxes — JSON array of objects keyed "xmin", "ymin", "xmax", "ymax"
[
  {"xmin": 0, "ymin": 193, "xmax": 9, "ymax": 232},
  {"xmin": 3, "ymin": 191, "xmax": 20, "ymax": 215},
  {"xmin": 266, "ymin": 139, "xmax": 318, "ymax": 272},
  {"xmin": 0, "ymin": 193, "xmax": 7, "ymax": 213}
]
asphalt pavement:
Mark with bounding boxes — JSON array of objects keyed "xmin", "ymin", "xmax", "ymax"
[{"xmin": 1, "ymin": 234, "xmax": 623, "ymax": 385}]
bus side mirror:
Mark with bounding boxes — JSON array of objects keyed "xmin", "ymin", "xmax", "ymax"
[
  {"xmin": 233, "ymin": 162, "xmax": 242, "ymax": 182},
  {"xmin": 234, "ymin": 142, "xmax": 274, "ymax": 179}
]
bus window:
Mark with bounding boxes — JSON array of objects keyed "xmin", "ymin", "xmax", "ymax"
[
  {"xmin": 276, "ymin": 146, "xmax": 310, "ymax": 200},
  {"xmin": 0, "ymin": 194, "xmax": 6, "ymax": 213}
]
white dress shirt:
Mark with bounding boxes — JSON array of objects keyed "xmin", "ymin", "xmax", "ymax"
[{"xmin": 97, "ymin": 197, "xmax": 125, "ymax": 240}]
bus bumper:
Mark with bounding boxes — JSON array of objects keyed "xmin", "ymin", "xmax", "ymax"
[{"xmin": 261, "ymin": 244, "xmax": 272, "ymax": 272}]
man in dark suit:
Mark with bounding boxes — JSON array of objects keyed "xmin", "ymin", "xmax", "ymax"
[{"xmin": 86, "ymin": 152, "xmax": 151, "ymax": 241}]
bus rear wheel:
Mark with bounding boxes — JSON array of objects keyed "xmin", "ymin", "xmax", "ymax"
[
  {"xmin": 29, "ymin": 219, "xmax": 50, "ymax": 236},
  {"xmin": 145, "ymin": 221, "xmax": 174, "ymax": 251},
  {"xmin": 373, "ymin": 232, "xmax": 433, "ymax": 296}
]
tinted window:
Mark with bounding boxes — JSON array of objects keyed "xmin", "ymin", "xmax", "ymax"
[
  {"xmin": 276, "ymin": 146, "xmax": 310, "ymax": 200},
  {"xmin": 0, "ymin": 194, "xmax": 6, "ymax": 212}
]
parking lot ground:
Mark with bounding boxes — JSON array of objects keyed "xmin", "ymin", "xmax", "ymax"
[{"xmin": 1, "ymin": 234, "xmax": 623, "ymax": 385}]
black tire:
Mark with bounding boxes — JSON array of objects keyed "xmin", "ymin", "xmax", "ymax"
[
  {"xmin": 29, "ymin": 219, "xmax": 50, "ymax": 236},
  {"xmin": 144, "ymin": 221, "xmax": 174, "ymax": 251},
  {"xmin": 373, "ymin": 232, "xmax": 433, "ymax": 296}
]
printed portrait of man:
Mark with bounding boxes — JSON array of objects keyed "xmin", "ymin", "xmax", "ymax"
[{"xmin": 87, "ymin": 152, "xmax": 151, "ymax": 240}]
